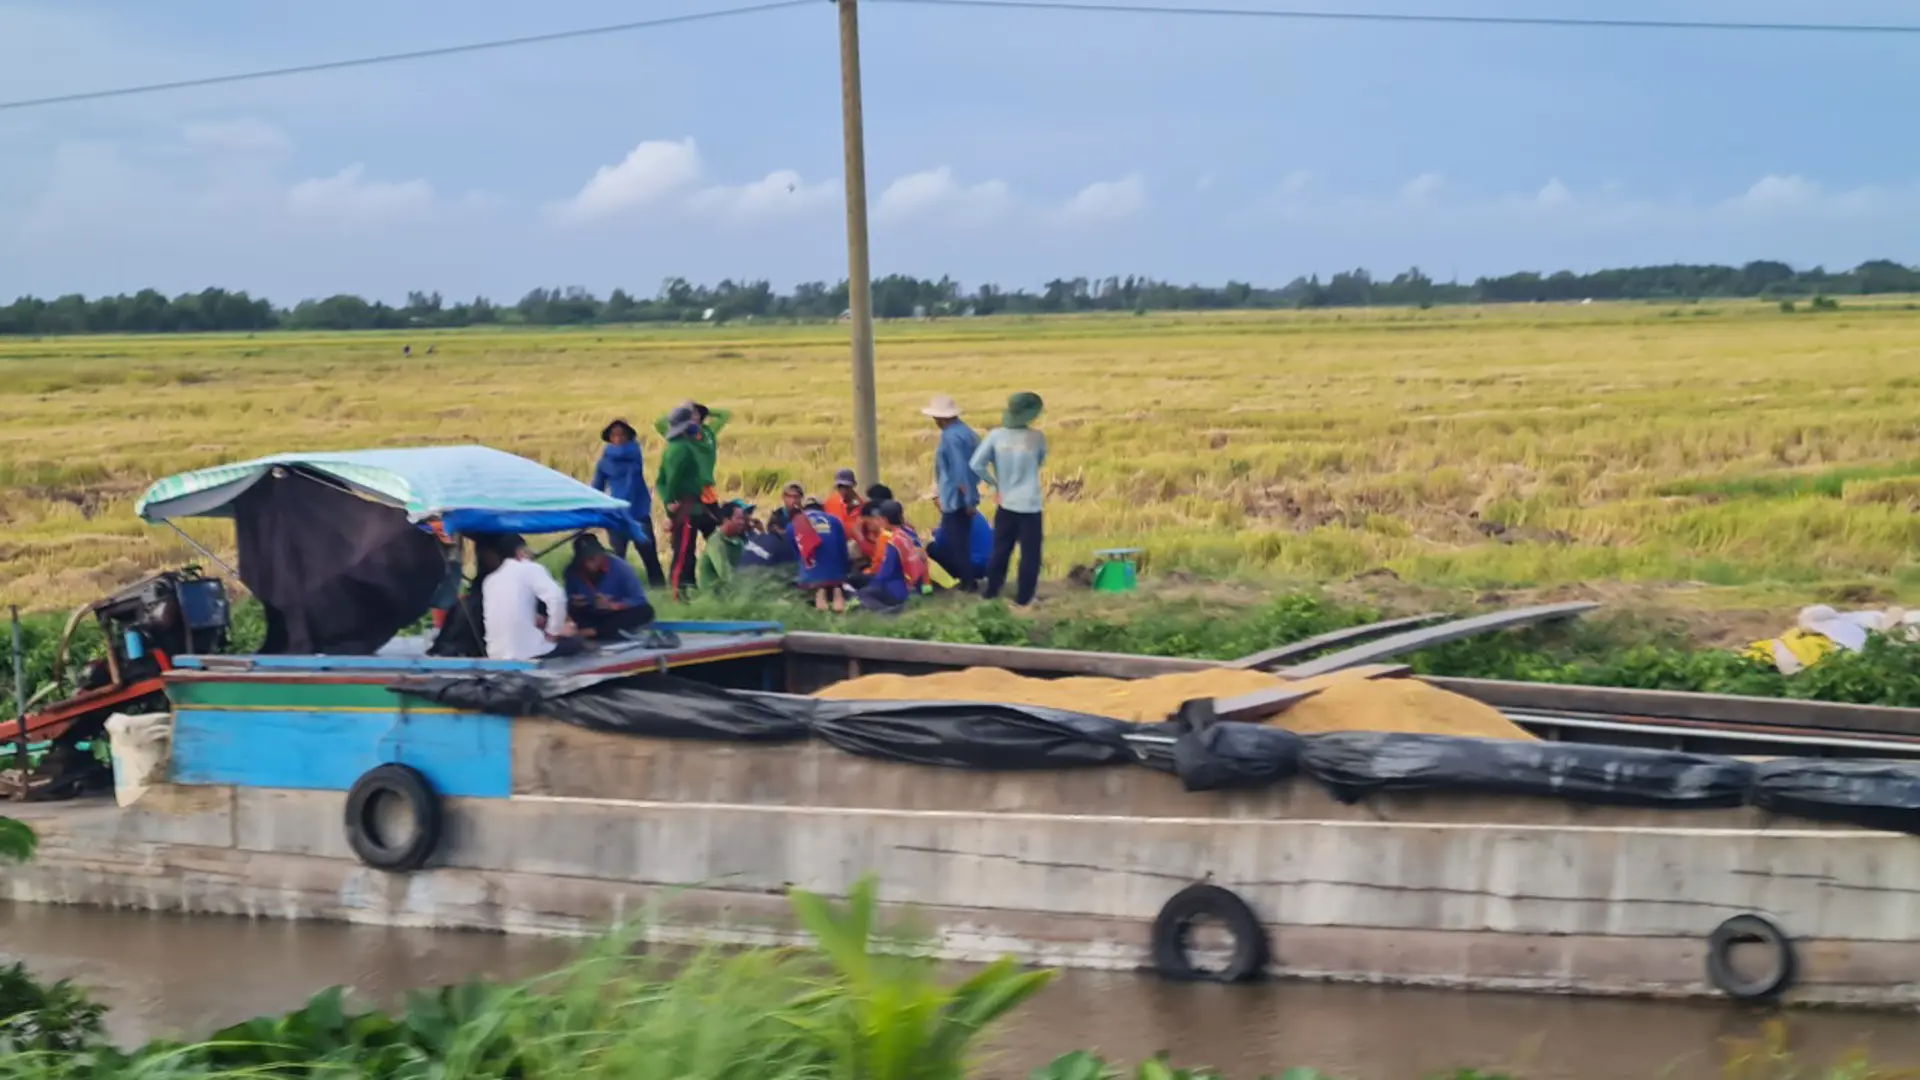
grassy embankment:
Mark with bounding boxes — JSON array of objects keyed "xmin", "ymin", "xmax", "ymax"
[{"xmin": 5, "ymin": 300, "xmax": 1920, "ymax": 621}]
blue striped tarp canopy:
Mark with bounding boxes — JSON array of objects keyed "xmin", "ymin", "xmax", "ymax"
[{"xmin": 136, "ymin": 445, "xmax": 630, "ymax": 536}]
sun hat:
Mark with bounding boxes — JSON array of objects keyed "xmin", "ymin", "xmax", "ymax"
[
  {"xmin": 665, "ymin": 405, "xmax": 701, "ymax": 439},
  {"xmin": 782, "ymin": 481, "xmax": 805, "ymax": 495},
  {"xmin": 920, "ymin": 394, "xmax": 962, "ymax": 420},
  {"xmin": 600, "ymin": 418, "xmax": 637, "ymax": 443},
  {"xmin": 1003, "ymin": 391, "xmax": 1044, "ymax": 429},
  {"xmin": 834, "ymin": 468, "xmax": 858, "ymax": 487},
  {"xmin": 572, "ymin": 533, "xmax": 608, "ymax": 558}
]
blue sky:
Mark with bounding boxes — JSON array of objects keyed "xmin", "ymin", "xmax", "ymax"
[{"xmin": 2, "ymin": 0, "xmax": 1917, "ymax": 303}]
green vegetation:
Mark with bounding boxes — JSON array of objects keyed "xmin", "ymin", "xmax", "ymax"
[{"xmin": 5, "ymin": 260, "xmax": 1919, "ymax": 335}]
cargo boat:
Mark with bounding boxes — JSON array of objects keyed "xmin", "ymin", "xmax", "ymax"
[{"xmin": 9, "ymin": 446, "xmax": 1920, "ymax": 1008}]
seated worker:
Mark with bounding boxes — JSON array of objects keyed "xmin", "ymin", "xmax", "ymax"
[
  {"xmin": 430, "ymin": 537, "xmax": 507, "ymax": 657},
  {"xmin": 793, "ymin": 497, "xmax": 851, "ymax": 613},
  {"xmin": 930, "ymin": 510, "xmax": 994, "ymax": 587},
  {"xmin": 563, "ymin": 533, "xmax": 655, "ymax": 639},
  {"xmin": 767, "ymin": 481, "xmax": 805, "ymax": 536},
  {"xmin": 856, "ymin": 500, "xmax": 931, "ymax": 614},
  {"xmin": 482, "ymin": 534, "xmax": 583, "ymax": 660},
  {"xmin": 823, "ymin": 469, "xmax": 864, "ymax": 537},
  {"xmin": 696, "ymin": 499, "xmax": 755, "ymax": 592}
]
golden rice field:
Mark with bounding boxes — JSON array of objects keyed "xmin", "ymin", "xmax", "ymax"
[{"xmin": 3, "ymin": 300, "xmax": 1919, "ymax": 615}]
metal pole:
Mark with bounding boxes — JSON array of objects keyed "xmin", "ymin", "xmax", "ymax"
[{"xmin": 837, "ymin": 0, "xmax": 881, "ymax": 489}]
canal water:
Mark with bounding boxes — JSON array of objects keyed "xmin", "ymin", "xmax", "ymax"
[{"xmin": 5, "ymin": 903, "xmax": 1918, "ymax": 1079}]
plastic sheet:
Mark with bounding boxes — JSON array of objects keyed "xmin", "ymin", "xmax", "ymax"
[
  {"xmin": 396, "ymin": 673, "xmax": 1133, "ymax": 766},
  {"xmin": 810, "ymin": 699, "xmax": 1134, "ymax": 769},
  {"xmin": 1171, "ymin": 722, "xmax": 1306, "ymax": 792},
  {"xmin": 1750, "ymin": 759, "xmax": 1920, "ymax": 834},
  {"xmin": 1301, "ymin": 731, "xmax": 1754, "ymax": 808}
]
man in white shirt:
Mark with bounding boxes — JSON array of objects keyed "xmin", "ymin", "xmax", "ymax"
[{"xmin": 480, "ymin": 535, "xmax": 582, "ymax": 661}]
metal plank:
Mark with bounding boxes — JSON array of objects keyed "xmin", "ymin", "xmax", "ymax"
[
  {"xmin": 1431, "ymin": 677, "xmax": 1920, "ymax": 739},
  {"xmin": 1276, "ymin": 602, "xmax": 1598, "ymax": 679},
  {"xmin": 1226, "ymin": 613, "xmax": 1447, "ymax": 671},
  {"xmin": 781, "ymin": 632, "xmax": 1214, "ymax": 679}
]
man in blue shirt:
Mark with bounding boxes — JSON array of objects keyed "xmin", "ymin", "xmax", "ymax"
[
  {"xmin": 921, "ymin": 393, "xmax": 981, "ymax": 591},
  {"xmin": 564, "ymin": 533, "xmax": 655, "ymax": 639},
  {"xmin": 591, "ymin": 419, "xmax": 666, "ymax": 588}
]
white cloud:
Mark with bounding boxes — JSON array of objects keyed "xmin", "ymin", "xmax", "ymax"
[
  {"xmin": 1726, "ymin": 173, "xmax": 1818, "ymax": 212},
  {"xmin": 287, "ymin": 165, "xmax": 434, "ymax": 222},
  {"xmin": 688, "ymin": 169, "xmax": 837, "ymax": 224},
  {"xmin": 1063, "ymin": 173, "xmax": 1147, "ymax": 223},
  {"xmin": 556, "ymin": 138, "xmax": 703, "ymax": 224},
  {"xmin": 1399, "ymin": 172, "xmax": 1445, "ymax": 205},
  {"xmin": 875, "ymin": 166, "xmax": 1012, "ymax": 225},
  {"xmin": 1536, "ymin": 178, "xmax": 1573, "ymax": 207}
]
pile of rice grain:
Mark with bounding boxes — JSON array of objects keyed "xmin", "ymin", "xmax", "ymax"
[{"xmin": 813, "ymin": 666, "xmax": 1532, "ymax": 740}]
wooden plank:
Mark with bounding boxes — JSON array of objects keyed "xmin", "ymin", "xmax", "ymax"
[
  {"xmin": 1276, "ymin": 602, "xmax": 1598, "ymax": 679},
  {"xmin": 1226, "ymin": 613, "xmax": 1447, "ymax": 671},
  {"xmin": 1431, "ymin": 677, "xmax": 1920, "ymax": 740},
  {"xmin": 780, "ymin": 632, "xmax": 1214, "ymax": 679}
]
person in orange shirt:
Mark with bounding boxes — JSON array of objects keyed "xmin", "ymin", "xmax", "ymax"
[{"xmin": 821, "ymin": 468, "xmax": 866, "ymax": 560}]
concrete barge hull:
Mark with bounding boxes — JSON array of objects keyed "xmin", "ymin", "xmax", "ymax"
[{"xmin": 9, "ymin": 723, "xmax": 1917, "ymax": 1006}]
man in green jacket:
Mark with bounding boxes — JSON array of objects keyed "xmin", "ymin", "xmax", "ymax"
[
  {"xmin": 654, "ymin": 401, "xmax": 732, "ymax": 536},
  {"xmin": 696, "ymin": 500, "xmax": 754, "ymax": 592},
  {"xmin": 655, "ymin": 405, "xmax": 708, "ymax": 600}
]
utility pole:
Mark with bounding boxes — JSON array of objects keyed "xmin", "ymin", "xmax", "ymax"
[{"xmin": 836, "ymin": 0, "xmax": 881, "ymax": 489}]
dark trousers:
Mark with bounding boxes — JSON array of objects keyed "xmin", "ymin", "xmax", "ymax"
[
  {"xmin": 669, "ymin": 506, "xmax": 703, "ymax": 599},
  {"xmin": 574, "ymin": 601, "xmax": 656, "ymax": 639},
  {"xmin": 611, "ymin": 518, "xmax": 667, "ymax": 588},
  {"xmin": 983, "ymin": 508, "xmax": 1043, "ymax": 607},
  {"xmin": 936, "ymin": 508, "xmax": 978, "ymax": 590}
]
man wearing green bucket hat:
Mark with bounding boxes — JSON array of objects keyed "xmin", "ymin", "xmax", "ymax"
[{"xmin": 969, "ymin": 391, "xmax": 1049, "ymax": 606}]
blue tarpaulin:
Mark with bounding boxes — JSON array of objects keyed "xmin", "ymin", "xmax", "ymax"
[{"xmin": 137, "ymin": 445, "xmax": 630, "ymax": 536}]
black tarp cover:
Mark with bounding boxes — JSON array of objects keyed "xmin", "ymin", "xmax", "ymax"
[
  {"xmin": 235, "ymin": 469, "xmax": 448, "ymax": 654},
  {"xmin": 1301, "ymin": 731, "xmax": 1755, "ymax": 808},
  {"xmin": 394, "ymin": 671, "xmax": 1134, "ymax": 769}
]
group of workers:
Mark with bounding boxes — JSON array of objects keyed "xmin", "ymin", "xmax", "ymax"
[{"xmin": 445, "ymin": 390, "xmax": 1048, "ymax": 661}]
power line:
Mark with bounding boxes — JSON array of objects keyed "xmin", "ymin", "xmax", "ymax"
[
  {"xmin": 876, "ymin": 0, "xmax": 1920, "ymax": 35},
  {"xmin": 0, "ymin": 0, "xmax": 815, "ymax": 113}
]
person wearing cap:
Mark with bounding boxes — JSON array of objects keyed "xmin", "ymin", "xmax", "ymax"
[
  {"xmin": 591, "ymin": 419, "xmax": 666, "ymax": 588},
  {"xmin": 970, "ymin": 391, "xmax": 1049, "ymax": 607},
  {"xmin": 480, "ymin": 534, "xmax": 582, "ymax": 661},
  {"xmin": 823, "ymin": 467, "xmax": 864, "ymax": 536},
  {"xmin": 563, "ymin": 533, "xmax": 655, "ymax": 639},
  {"xmin": 921, "ymin": 393, "xmax": 982, "ymax": 591},
  {"xmin": 654, "ymin": 400, "xmax": 732, "ymax": 536},
  {"xmin": 656, "ymin": 405, "xmax": 708, "ymax": 601},
  {"xmin": 696, "ymin": 499, "xmax": 756, "ymax": 591}
]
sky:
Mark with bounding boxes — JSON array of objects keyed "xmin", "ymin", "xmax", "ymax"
[{"xmin": 2, "ymin": 0, "xmax": 1918, "ymax": 303}]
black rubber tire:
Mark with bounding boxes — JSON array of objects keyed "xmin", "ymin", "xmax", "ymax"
[
  {"xmin": 1150, "ymin": 883, "xmax": 1269, "ymax": 984},
  {"xmin": 1706, "ymin": 913, "xmax": 1797, "ymax": 1002},
  {"xmin": 344, "ymin": 763, "xmax": 443, "ymax": 873}
]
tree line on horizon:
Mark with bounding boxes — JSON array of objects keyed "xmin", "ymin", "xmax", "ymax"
[{"xmin": 3, "ymin": 259, "xmax": 1917, "ymax": 336}]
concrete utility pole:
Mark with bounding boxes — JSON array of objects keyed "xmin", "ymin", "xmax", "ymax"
[{"xmin": 836, "ymin": 0, "xmax": 881, "ymax": 489}]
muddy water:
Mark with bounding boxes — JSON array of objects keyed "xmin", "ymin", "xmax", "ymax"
[{"xmin": 6, "ymin": 904, "xmax": 1920, "ymax": 1079}]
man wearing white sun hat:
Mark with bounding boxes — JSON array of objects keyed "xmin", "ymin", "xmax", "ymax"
[{"xmin": 921, "ymin": 393, "xmax": 981, "ymax": 592}]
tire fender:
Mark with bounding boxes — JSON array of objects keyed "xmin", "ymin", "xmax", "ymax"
[
  {"xmin": 343, "ymin": 763, "xmax": 443, "ymax": 873},
  {"xmin": 1150, "ymin": 882, "xmax": 1269, "ymax": 984},
  {"xmin": 1706, "ymin": 913, "xmax": 1797, "ymax": 1002}
]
